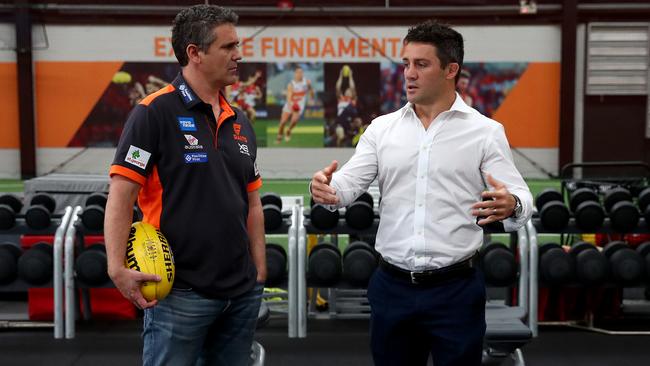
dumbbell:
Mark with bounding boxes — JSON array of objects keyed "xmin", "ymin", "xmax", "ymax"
[
  {"xmin": 0, "ymin": 194, "xmax": 23, "ymax": 230},
  {"xmin": 569, "ymin": 241, "xmax": 608, "ymax": 285},
  {"xmin": 603, "ymin": 187, "xmax": 639, "ymax": 232},
  {"xmin": 637, "ymin": 241, "xmax": 650, "ymax": 281},
  {"xmin": 75, "ymin": 243, "xmax": 109, "ymax": 286},
  {"xmin": 310, "ymin": 198, "xmax": 340, "ymax": 230},
  {"xmin": 480, "ymin": 242, "xmax": 517, "ymax": 287},
  {"xmin": 535, "ymin": 189, "xmax": 569, "ymax": 231},
  {"xmin": 637, "ymin": 187, "xmax": 650, "ymax": 225},
  {"xmin": 265, "ymin": 243, "xmax": 287, "ymax": 287},
  {"xmin": 307, "ymin": 242, "xmax": 342, "ymax": 286},
  {"xmin": 82, "ymin": 192, "xmax": 108, "ymax": 231},
  {"xmin": 25, "ymin": 193, "xmax": 56, "ymax": 230},
  {"xmin": 17, "ymin": 242, "xmax": 53, "ymax": 285},
  {"xmin": 0, "ymin": 242, "xmax": 21, "ymax": 284},
  {"xmin": 345, "ymin": 192, "xmax": 374, "ymax": 230},
  {"xmin": 539, "ymin": 243, "xmax": 574, "ymax": 285},
  {"xmin": 569, "ymin": 187, "xmax": 605, "ymax": 231},
  {"xmin": 261, "ymin": 192, "xmax": 283, "ymax": 231},
  {"xmin": 602, "ymin": 241, "xmax": 644, "ymax": 285},
  {"xmin": 342, "ymin": 240, "xmax": 377, "ymax": 287}
]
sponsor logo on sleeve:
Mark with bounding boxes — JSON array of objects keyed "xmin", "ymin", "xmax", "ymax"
[
  {"xmin": 178, "ymin": 117, "xmax": 197, "ymax": 132},
  {"xmin": 125, "ymin": 145, "xmax": 151, "ymax": 169},
  {"xmin": 183, "ymin": 134, "xmax": 204, "ymax": 150},
  {"xmin": 184, "ymin": 152, "xmax": 208, "ymax": 164}
]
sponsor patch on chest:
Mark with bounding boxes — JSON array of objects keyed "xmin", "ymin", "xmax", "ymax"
[
  {"xmin": 183, "ymin": 134, "xmax": 204, "ymax": 150},
  {"xmin": 184, "ymin": 152, "xmax": 208, "ymax": 163},
  {"xmin": 178, "ymin": 117, "xmax": 197, "ymax": 132}
]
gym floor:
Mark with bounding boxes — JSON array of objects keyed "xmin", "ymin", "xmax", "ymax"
[{"xmin": 1, "ymin": 315, "xmax": 649, "ymax": 365}]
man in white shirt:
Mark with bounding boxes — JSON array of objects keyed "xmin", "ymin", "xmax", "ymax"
[{"xmin": 310, "ymin": 20, "xmax": 532, "ymax": 366}]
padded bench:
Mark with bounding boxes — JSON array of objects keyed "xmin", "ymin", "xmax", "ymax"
[{"xmin": 483, "ymin": 304, "xmax": 532, "ymax": 366}]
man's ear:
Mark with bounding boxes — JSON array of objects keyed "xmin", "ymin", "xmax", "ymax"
[
  {"xmin": 186, "ymin": 44, "xmax": 201, "ymax": 64},
  {"xmin": 447, "ymin": 63, "xmax": 460, "ymax": 81}
]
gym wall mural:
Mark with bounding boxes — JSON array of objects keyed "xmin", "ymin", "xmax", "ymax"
[{"xmin": 0, "ymin": 25, "xmax": 560, "ymax": 152}]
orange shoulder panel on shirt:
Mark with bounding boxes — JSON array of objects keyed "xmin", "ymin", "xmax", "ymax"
[
  {"xmin": 109, "ymin": 165, "xmax": 146, "ymax": 186},
  {"xmin": 139, "ymin": 84, "xmax": 176, "ymax": 106}
]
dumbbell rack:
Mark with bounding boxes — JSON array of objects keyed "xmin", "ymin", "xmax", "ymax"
[
  {"xmin": 0, "ymin": 221, "xmax": 61, "ymax": 292},
  {"xmin": 0, "ymin": 206, "xmax": 84, "ymax": 339},
  {"xmin": 302, "ymin": 213, "xmax": 378, "ymax": 320},
  {"xmin": 532, "ymin": 161, "xmax": 650, "ymax": 335},
  {"xmin": 0, "ymin": 216, "xmax": 59, "ymax": 329},
  {"xmin": 530, "ymin": 222, "xmax": 650, "ymax": 335},
  {"xmin": 533, "ymin": 217, "xmax": 650, "ymax": 234}
]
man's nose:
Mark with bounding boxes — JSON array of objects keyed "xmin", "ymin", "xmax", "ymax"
[
  {"xmin": 233, "ymin": 47, "xmax": 242, "ymax": 61},
  {"xmin": 404, "ymin": 66, "xmax": 417, "ymax": 80}
]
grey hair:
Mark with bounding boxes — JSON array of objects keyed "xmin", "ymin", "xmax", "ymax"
[{"xmin": 171, "ymin": 4, "xmax": 238, "ymax": 66}]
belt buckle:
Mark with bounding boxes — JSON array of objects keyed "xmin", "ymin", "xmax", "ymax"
[{"xmin": 410, "ymin": 271, "xmax": 420, "ymax": 284}]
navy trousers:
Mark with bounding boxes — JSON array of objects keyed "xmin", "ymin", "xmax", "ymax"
[{"xmin": 366, "ymin": 266, "xmax": 486, "ymax": 366}]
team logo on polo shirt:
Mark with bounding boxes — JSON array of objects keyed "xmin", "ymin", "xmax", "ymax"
[
  {"xmin": 238, "ymin": 143, "xmax": 250, "ymax": 156},
  {"xmin": 184, "ymin": 152, "xmax": 208, "ymax": 164},
  {"xmin": 183, "ymin": 134, "xmax": 204, "ymax": 150},
  {"xmin": 125, "ymin": 145, "xmax": 151, "ymax": 169},
  {"xmin": 233, "ymin": 123, "xmax": 248, "ymax": 143},
  {"xmin": 178, "ymin": 84, "xmax": 194, "ymax": 103},
  {"xmin": 178, "ymin": 117, "xmax": 197, "ymax": 132}
]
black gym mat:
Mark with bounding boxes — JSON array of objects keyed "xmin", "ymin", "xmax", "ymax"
[{"xmin": 1, "ymin": 317, "xmax": 650, "ymax": 365}]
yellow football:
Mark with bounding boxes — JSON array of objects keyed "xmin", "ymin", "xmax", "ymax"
[
  {"xmin": 342, "ymin": 64, "xmax": 351, "ymax": 77},
  {"xmin": 124, "ymin": 221, "xmax": 175, "ymax": 301},
  {"xmin": 112, "ymin": 71, "xmax": 132, "ymax": 84}
]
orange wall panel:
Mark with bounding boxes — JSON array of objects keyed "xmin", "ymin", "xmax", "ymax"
[
  {"xmin": 0, "ymin": 63, "xmax": 19, "ymax": 148},
  {"xmin": 35, "ymin": 61, "xmax": 123, "ymax": 147},
  {"xmin": 493, "ymin": 62, "xmax": 560, "ymax": 148}
]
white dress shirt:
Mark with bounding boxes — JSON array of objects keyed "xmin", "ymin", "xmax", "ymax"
[{"xmin": 329, "ymin": 94, "xmax": 533, "ymax": 271}]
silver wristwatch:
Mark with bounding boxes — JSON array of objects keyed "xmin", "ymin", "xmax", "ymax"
[{"xmin": 510, "ymin": 194, "xmax": 523, "ymax": 218}]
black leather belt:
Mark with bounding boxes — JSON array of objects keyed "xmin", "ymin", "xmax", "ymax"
[{"xmin": 379, "ymin": 253, "xmax": 478, "ymax": 285}]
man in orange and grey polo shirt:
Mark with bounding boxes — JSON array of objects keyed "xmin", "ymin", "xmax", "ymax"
[{"xmin": 104, "ymin": 5, "xmax": 266, "ymax": 366}]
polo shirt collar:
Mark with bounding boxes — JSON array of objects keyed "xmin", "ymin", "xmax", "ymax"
[{"xmin": 172, "ymin": 73, "xmax": 202, "ymax": 109}]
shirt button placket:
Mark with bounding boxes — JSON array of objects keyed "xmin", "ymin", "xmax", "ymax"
[{"xmin": 413, "ymin": 138, "xmax": 430, "ymax": 269}]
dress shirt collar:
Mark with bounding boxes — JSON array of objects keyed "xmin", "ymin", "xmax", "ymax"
[{"xmin": 400, "ymin": 92, "xmax": 474, "ymax": 119}]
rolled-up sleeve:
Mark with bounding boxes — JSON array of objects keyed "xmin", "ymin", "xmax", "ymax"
[
  {"xmin": 482, "ymin": 124, "xmax": 533, "ymax": 232},
  {"xmin": 329, "ymin": 122, "xmax": 380, "ymax": 208}
]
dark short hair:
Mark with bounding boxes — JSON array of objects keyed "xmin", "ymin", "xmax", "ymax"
[
  {"xmin": 171, "ymin": 5, "xmax": 238, "ymax": 67},
  {"xmin": 404, "ymin": 20, "xmax": 464, "ymax": 82}
]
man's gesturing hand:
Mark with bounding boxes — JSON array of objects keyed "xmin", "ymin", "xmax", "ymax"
[
  {"xmin": 471, "ymin": 173, "xmax": 516, "ymax": 225},
  {"xmin": 310, "ymin": 160, "xmax": 339, "ymax": 205}
]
